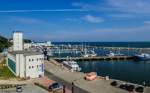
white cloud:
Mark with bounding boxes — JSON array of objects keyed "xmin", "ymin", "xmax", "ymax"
[
  {"xmin": 109, "ymin": 14, "xmax": 136, "ymax": 18},
  {"xmin": 144, "ymin": 21, "xmax": 150, "ymax": 25},
  {"xmin": 83, "ymin": 15, "xmax": 104, "ymax": 23},
  {"xmin": 108, "ymin": 0, "xmax": 150, "ymax": 14},
  {"xmin": 9, "ymin": 17, "xmax": 48, "ymax": 25},
  {"xmin": 73, "ymin": 0, "xmax": 150, "ymax": 16}
]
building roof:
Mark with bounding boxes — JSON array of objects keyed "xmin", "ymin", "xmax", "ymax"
[{"xmin": 9, "ymin": 50, "xmax": 43, "ymax": 56}]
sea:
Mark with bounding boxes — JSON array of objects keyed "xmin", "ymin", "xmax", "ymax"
[
  {"xmin": 53, "ymin": 42, "xmax": 150, "ymax": 48},
  {"xmin": 52, "ymin": 42, "xmax": 150, "ymax": 86}
]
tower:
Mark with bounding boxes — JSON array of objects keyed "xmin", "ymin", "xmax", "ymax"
[{"xmin": 13, "ymin": 31, "xmax": 23, "ymax": 51}]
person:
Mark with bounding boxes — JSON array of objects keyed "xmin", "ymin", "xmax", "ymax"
[{"xmin": 143, "ymin": 81, "xmax": 146, "ymax": 87}]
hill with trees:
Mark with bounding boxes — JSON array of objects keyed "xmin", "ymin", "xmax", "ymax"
[{"xmin": 0, "ymin": 35, "xmax": 11, "ymax": 52}]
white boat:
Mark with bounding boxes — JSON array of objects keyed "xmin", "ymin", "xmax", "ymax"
[
  {"xmin": 107, "ymin": 51, "xmax": 124, "ymax": 57},
  {"xmin": 135, "ymin": 53, "xmax": 150, "ymax": 61},
  {"xmin": 90, "ymin": 50, "xmax": 97, "ymax": 57},
  {"xmin": 62, "ymin": 61, "xmax": 81, "ymax": 71},
  {"xmin": 82, "ymin": 49, "xmax": 97, "ymax": 57}
]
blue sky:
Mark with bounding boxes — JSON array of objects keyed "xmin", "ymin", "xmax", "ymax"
[{"xmin": 0, "ymin": 0, "xmax": 150, "ymax": 42}]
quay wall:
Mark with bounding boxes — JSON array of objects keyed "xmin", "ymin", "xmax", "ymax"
[{"xmin": 52, "ymin": 56, "xmax": 136, "ymax": 62}]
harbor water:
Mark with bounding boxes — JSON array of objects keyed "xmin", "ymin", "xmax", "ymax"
[
  {"xmin": 77, "ymin": 60, "xmax": 150, "ymax": 86},
  {"xmin": 50, "ymin": 42, "xmax": 150, "ymax": 86}
]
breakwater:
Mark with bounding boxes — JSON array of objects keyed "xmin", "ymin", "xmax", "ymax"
[{"xmin": 53, "ymin": 56, "xmax": 136, "ymax": 61}]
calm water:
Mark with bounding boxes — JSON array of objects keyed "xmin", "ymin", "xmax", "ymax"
[
  {"xmin": 52, "ymin": 42, "xmax": 150, "ymax": 86},
  {"xmin": 78, "ymin": 60, "xmax": 150, "ymax": 86},
  {"xmin": 53, "ymin": 42, "xmax": 150, "ymax": 48}
]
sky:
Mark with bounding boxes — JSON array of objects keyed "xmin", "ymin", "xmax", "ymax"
[{"xmin": 0, "ymin": 0, "xmax": 150, "ymax": 42}]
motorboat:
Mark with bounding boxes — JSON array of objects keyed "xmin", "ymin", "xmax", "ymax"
[
  {"xmin": 135, "ymin": 53, "xmax": 150, "ymax": 61},
  {"xmin": 82, "ymin": 49, "xmax": 97, "ymax": 57},
  {"xmin": 90, "ymin": 50, "xmax": 97, "ymax": 57},
  {"xmin": 62, "ymin": 61, "xmax": 81, "ymax": 71},
  {"xmin": 107, "ymin": 51, "xmax": 124, "ymax": 57}
]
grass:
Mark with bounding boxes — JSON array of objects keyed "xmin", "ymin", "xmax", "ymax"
[{"xmin": 0, "ymin": 59, "xmax": 15, "ymax": 79}]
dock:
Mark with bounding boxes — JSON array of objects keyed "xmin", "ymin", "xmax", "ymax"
[{"xmin": 52, "ymin": 56, "xmax": 136, "ymax": 61}]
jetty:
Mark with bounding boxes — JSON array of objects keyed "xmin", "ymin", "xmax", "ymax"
[{"xmin": 52, "ymin": 56, "xmax": 136, "ymax": 61}]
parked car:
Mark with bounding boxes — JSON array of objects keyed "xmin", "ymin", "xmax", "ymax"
[
  {"xmin": 48, "ymin": 82, "xmax": 63, "ymax": 92},
  {"xmin": 110, "ymin": 81, "xmax": 118, "ymax": 87},
  {"xmin": 119, "ymin": 84, "xmax": 127, "ymax": 90},
  {"xmin": 126, "ymin": 85, "xmax": 135, "ymax": 92},
  {"xmin": 135, "ymin": 86, "xmax": 144, "ymax": 93},
  {"xmin": 119, "ymin": 84, "xmax": 135, "ymax": 92},
  {"xmin": 85, "ymin": 72, "xmax": 97, "ymax": 81},
  {"xmin": 16, "ymin": 85, "xmax": 23, "ymax": 92}
]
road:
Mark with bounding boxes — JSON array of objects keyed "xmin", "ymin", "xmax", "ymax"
[
  {"xmin": 45, "ymin": 71, "xmax": 89, "ymax": 93},
  {"xmin": 0, "ymin": 84, "xmax": 49, "ymax": 93}
]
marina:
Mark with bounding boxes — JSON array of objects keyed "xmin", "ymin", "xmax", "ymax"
[{"xmin": 0, "ymin": 0, "xmax": 150, "ymax": 93}]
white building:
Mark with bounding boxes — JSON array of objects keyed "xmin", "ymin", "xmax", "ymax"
[
  {"xmin": 7, "ymin": 51, "xmax": 44, "ymax": 78},
  {"xmin": 7, "ymin": 31, "xmax": 44, "ymax": 78},
  {"xmin": 24, "ymin": 43, "xmax": 32, "ymax": 49},
  {"xmin": 13, "ymin": 31, "xmax": 23, "ymax": 51}
]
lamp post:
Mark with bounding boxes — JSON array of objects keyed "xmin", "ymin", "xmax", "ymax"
[
  {"xmin": 71, "ymin": 82, "xmax": 74, "ymax": 93},
  {"xmin": 71, "ymin": 77, "xmax": 82, "ymax": 93}
]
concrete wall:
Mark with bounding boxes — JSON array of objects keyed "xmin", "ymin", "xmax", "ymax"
[
  {"xmin": 25, "ymin": 55, "xmax": 44, "ymax": 78},
  {"xmin": 16, "ymin": 54, "xmax": 24, "ymax": 78}
]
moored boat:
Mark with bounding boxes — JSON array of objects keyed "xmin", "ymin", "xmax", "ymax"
[
  {"xmin": 135, "ymin": 53, "xmax": 150, "ymax": 61},
  {"xmin": 62, "ymin": 61, "xmax": 81, "ymax": 71},
  {"xmin": 107, "ymin": 51, "xmax": 124, "ymax": 57},
  {"xmin": 82, "ymin": 49, "xmax": 97, "ymax": 57}
]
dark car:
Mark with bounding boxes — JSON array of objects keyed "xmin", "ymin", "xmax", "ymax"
[
  {"xmin": 126, "ymin": 85, "xmax": 135, "ymax": 92},
  {"xmin": 110, "ymin": 81, "xmax": 118, "ymax": 87},
  {"xmin": 119, "ymin": 84, "xmax": 135, "ymax": 92},
  {"xmin": 119, "ymin": 84, "xmax": 127, "ymax": 90},
  {"xmin": 16, "ymin": 85, "xmax": 23, "ymax": 92},
  {"xmin": 48, "ymin": 82, "xmax": 63, "ymax": 92},
  {"xmin": 135, "ymin": 86, "xmax": 144, "ymax": 93}
]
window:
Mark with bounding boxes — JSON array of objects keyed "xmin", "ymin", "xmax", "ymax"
[
  {"xmin": 29, "ymin": 59, "xmax": 31, "ymax": 62},
  {"xmin": 32, "ymin": 66, "xmax": 34, "ymax": 68},
  {"xmin": 32, "ymin": 59, "xmax": 34, "ymax": 61},
  {"xmin": 29, "ymin": 66, "xmax": 31, "ymax": 69}
]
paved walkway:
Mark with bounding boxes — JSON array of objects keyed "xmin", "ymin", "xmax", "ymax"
[
  {"xmin": 0, "ymin": 53, "xmax": 4, "ymax": 63},
  {"xmin": 0, "ymin": 79, "xmax": 33, "ymax": 85},
  {"xmin": 45, "ymin": 60, "xmax": 150, "ymax": 93}
]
